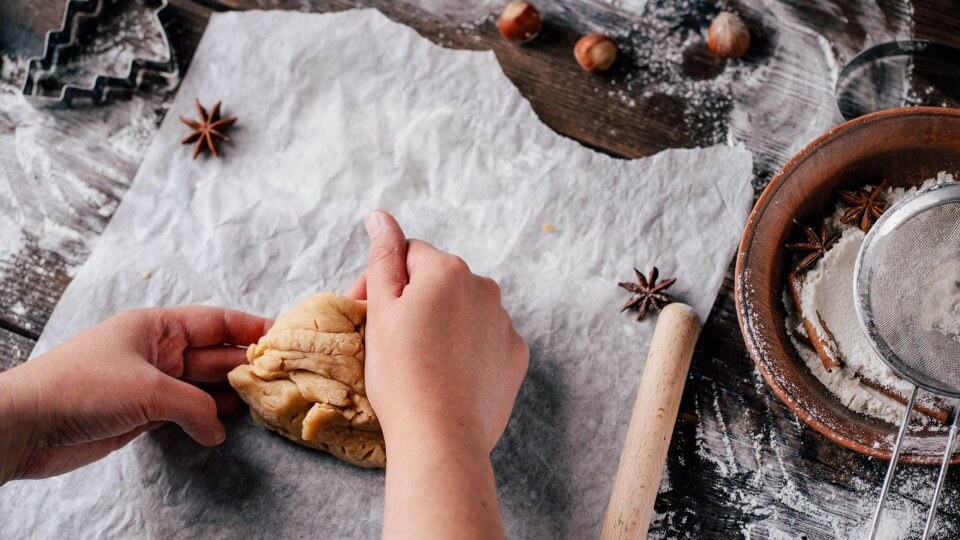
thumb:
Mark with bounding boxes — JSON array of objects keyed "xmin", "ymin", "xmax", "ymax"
[
  {"xmin": 364, "ymin": 211, "xmax": 408, "ymax": 301},
  {"xmin": 149, "ymin": 377, "xmax": 226, "ymax": 447}
]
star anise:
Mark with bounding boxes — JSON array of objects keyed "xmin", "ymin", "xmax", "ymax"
[
  {"xmin": 618, "ymin": 267, "xmax": 676, "ymax": 321},
  {"xmin": 785, "ymin": 221, "xmax": 840, "ymax": 273},
  {"xmin": 838, "ymin": 181, "xmax": 887, "ymax": 232},
  {"xmin": 180, "ymin": 99, "xmax": 238, "ymax": 159}
]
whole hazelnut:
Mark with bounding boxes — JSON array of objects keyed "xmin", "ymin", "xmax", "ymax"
[
  {"xmin": 574, "ymin": 34, "xmax": 617, "ymax": 72},
  {"xmin": 498, "ymin": 2, "xmax": 542, "ymax": 43},
  {"xmin": 706, "ymin": 12, "xmax": 750, "ymax": 59}
]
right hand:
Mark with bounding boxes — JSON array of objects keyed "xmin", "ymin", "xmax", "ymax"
[{"xmin": 360, "ymin": 211, "xmax": 529, "ymax": 454}]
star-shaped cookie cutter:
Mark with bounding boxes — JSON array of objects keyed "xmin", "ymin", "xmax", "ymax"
[{"xmin": 21, "ymin": 0, "xmax": 179, "ymax": 108}]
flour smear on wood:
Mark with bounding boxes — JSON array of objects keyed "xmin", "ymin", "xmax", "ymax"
[
  {"xmin": 0, "ymin": 1, "xmax": 170, "ymax": 285},
  {"xmin": 0, "ymin": 1, "xmax": 943, "ymax": 538}
]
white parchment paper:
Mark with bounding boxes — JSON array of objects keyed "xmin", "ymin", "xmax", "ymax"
[{"xmin": 1, "ymin": 10, "xmax": 752, "ymax": 538}]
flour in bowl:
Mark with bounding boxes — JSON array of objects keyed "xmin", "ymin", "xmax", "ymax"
[
  {"xmin": 786, "ymin": 171, "xmax": 957, "ymax": 423},
  {"xmin": 920, "ymin": 257, "xmax": 960, "ymax": 338}
]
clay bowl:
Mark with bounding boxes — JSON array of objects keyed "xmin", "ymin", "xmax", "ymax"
[{"xmin": 736, "ymin": 107, "xmax": 960, "ymax": 464}]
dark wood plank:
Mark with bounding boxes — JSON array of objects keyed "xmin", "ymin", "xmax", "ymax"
[
  {"xmin": 158, "ymin": 5, "xmax": 960, "ymax": 534},
  {"xmin": 5, "ymin": 0, "xmax": 958, "ymax": 340},
  {"xmin": 0, "ymin": 2, "xmax": 66, "ymax": 58},
  {"xmin": 197, "ymin": 0, "xmax": 960, "ymax": 184},
  {"xmin": 0, "ymin": 0, "xmax": 752, "ymax": 361},
  {"xmin": 2, "ymin": 0, "xmax": 960, "ymax": 537},
  {"xmin": 0, "ymin": 0, "xmax": 211, "ymax": 336},
  {"xmin": 200, "ymin": 0, "xmax": 736, "ymax": 160},
  {"xmin": 657, "ymin": 276, "xmax": 960, "ymax": 537},
  {"xmin": 0, "ymin": 326, "xmax": 32, "ymax": 372},
  {"xmin": 0, "ymin": 243, "xmax": 70, "ymax": 339}
]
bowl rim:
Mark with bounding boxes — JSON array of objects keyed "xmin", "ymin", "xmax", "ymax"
[{"xmin": 735, "ymin": 106, "xmax": 960, "ymax": 465}]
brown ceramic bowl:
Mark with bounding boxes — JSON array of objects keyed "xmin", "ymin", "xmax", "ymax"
[{"xmin": 736, "ymin": 107, "xmax": 960, "ymax": 464}]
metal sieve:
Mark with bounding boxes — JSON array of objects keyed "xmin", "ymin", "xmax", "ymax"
[
  {"xmin": 835, "ymin": 40, "xmax": 960, "ymax": 121},
  {"xmin": 854, "ymin": 181, "xmax": 960, "ymax": 539}
]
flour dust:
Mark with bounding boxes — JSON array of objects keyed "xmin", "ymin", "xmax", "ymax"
[{"xmin": 0, "ymin": 0, "xmax": 172, "ymax": 296}]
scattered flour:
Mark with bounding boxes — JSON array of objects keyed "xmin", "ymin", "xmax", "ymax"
[
  {"xmin": 0, "ymin": 0, "xmax": 171, "ymax": 289},
  {"xmin": 815, "ymin": 33, "xmax": 841, "ymax": 87},
  {"xmin": 10, "ymin": 302, "xmax": 26, "ymax": 316},
  {"xmin": 590, "ymin": 0, "xmax": 649, "ymax": 12},
  {"xmin": 0, "ymin": 3, "xmax": 949, "ymax": 539},
  {"xmin": 650, "ymin": 364, "xmax": 948, "ymax": 539},
  {"xmin": 0, "ymin": 55, "xmax": 28, "ymax": 95},
  {"xmin": 398, "ymin": 0, "xmax": 501, "ymax": 20},
  {"xmin": 354, "ymin": 0, "xmax": 924, "ymax": 191},
  {"xmin": 0, "ymin": 211, "xmax": 27, "ymax": 282}
]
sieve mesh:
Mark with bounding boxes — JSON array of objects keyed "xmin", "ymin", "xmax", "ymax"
[{"xmin": 855, "ymin": 183, "xmax": 960, "ymax": 398}]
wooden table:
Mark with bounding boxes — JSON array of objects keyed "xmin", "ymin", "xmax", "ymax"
[{"xmin": 2, "ymin": 1, "xmax": 959, "ymax": 537}]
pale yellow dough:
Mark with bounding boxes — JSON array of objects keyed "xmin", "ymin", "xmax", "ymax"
[{"xmin": 227, "ymin": 293, "xmax": 385, "ymax": 468}]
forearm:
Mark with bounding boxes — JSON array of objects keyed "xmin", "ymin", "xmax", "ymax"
[{"xmin": 382, "ymin": 426, "xmax": 504, "ymax": 540}]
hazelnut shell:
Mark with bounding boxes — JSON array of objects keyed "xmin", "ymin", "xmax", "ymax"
[
  {"xmin": 498, "ymin": 2, "xmax": 542, "ymax": 43},
  {"xmin": 574, "ymin": 34, "xmax": 617, "ymax": 72},
  {"xmin": 706, "ymin": 12, "xmax": 750, "ymax": 59}
]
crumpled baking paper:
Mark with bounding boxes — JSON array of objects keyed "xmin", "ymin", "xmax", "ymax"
[{"xmin": 0, "ymin": 9, "xmax": 752, "ymax": 538}]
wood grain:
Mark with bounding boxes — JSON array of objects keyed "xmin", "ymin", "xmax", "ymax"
[
  {"xmin": 200, "ymin": 0, "xmax": 762, "ymax": 160},
  {"xmin": 661, "ymin": 276, "xmax": 960, "ymax": 537},
  {"xmin": 0, "ymin": 326, "xmax": 32, "ymax": 371},
  {"xmin": 2, "ymin": 0, "xmax": 960, "ymax": 537},
  {"xmin": 0, "ymin": 243, "xmax": 72, "ymax": 339},
  {"xmin": 0, "ymin": 0, "xmax": 209, "ymax": 339}
]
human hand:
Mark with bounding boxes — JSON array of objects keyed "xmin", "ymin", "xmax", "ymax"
[
  {"xmin": 0, "ymin": 306, "xmax": 272, "ymax": 484},
  {"xmin": 361, "ymin": 211, "xmax": 529, "ymax": 453},
  {"xmin": 356, "ymin": 211, "xmax": 527, "ymax": 540}
]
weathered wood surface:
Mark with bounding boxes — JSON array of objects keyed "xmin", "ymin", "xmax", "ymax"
[
  {"xmin": 2, "ymin": 0, "xmax": 960, "ymax": 537},
  {"xmin": 0, "ymin": 326, "xmax": 32, "ymax": 371}
]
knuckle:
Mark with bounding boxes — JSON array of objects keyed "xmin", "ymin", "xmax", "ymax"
[
  {"xmin": 428, "ymin": 255, "xmax": 470, "ymax": 287},
  {"xmin": 164, "ymin": 358, "xmax": 185, "ymax": 379},
  {"xmin": 154, "ymin": 317, "xmax": 188, "ymax": 369},
  {"xmin": 442, "ymin": 254, "xmax": 470, "ymax": 275},
  {"xmin": 111, "ymin": 308, "xmax": 153, "ymax": 333},
  {"xmin": 482, "ymin": 277, "xmax": 502, "ymax": 297},
  {"xmin": 499, "ymin": 307, "xmax": 514, "ymax": 329}
]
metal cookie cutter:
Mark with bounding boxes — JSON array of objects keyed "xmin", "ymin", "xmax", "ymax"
[{"xmin": 21, "ymin": 0, "xmax": 179, "ymax": 108}]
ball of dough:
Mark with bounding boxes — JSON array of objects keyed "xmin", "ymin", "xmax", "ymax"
[{"xmin": 227, "ymin": 293, "xmax": 385, "ymax": 468}]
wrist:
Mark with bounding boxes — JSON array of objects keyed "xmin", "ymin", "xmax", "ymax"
[
  {"xmin": 0, "ymin": 366, "xmax": 39, "ymax": 484},
  {"xmin": 381, "ymin": 417, "xmax": 503, "ymax": 540},
  {"xmin": 381, "ymin": 413, "xmax": 490, "ymax": 460}
]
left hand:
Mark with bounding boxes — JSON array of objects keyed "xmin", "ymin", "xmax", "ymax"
[{"xmin": 0, "ymin": 306, "xmax": 272, "ymax": 484}]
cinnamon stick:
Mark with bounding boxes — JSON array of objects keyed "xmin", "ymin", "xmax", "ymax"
[
  {"xmin": 856, "ymin": 374, "xmax": 953, "ymax": 423},
  {"xmin": 787, "ymin": 272, "xmax": 842, "ymax": 371},
  {"xmin": 788, "ymin": 272, "xmax": 953, "ymax": 423}
]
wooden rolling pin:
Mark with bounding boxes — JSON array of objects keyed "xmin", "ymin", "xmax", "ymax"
[{"xmin": 600, "ymin": 303, "xmax": 701, "ymax": 540}]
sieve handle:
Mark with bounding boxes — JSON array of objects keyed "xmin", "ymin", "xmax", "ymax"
[{"xmin": 600, "ymin": 303, "xmax": 701, "ymax": 540}]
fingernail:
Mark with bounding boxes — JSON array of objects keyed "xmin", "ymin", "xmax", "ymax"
[
  {"xmin": 364, "ymin": 211, "xmax": 385, "ymax": 238},
  {"xmin": 214, "ymin": 423, "xmax": 226, "ymax": 445}
]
